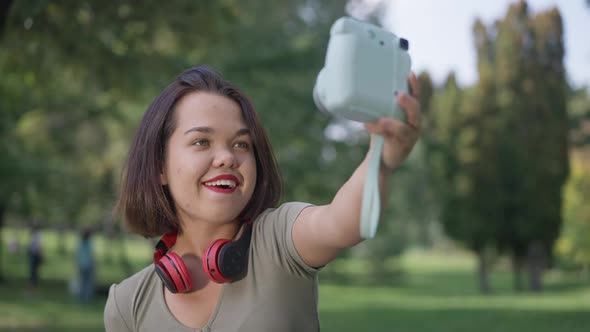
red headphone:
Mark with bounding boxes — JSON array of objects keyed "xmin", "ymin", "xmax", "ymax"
[{"xmin": 153, "ymin": 223, "xmax": 252, "ymax": 293}]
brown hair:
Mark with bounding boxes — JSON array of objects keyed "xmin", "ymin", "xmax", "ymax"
[{"xmin": 116, "ymin": 65, "xmax": 282, "ymax": 237}]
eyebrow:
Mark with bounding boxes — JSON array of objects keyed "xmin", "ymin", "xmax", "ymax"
[{"xmin": 184, "ymin": 126, "xmax": 251, "ymax": 138}]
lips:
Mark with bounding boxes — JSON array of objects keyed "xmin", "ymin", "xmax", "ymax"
[{"xmin": 203, "ymin": 174, "xmax": 240, "ymax": 194}]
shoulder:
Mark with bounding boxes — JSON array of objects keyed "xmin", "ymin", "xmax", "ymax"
[
  {"xmin": 256, "ymin": 202, "xmax": 312, "ymax": 226},
  {"xmin": 254, "ymin": 201, "xmax": 313, "ymax": 239},
  {"xmin": 104, "ymin": 265, "xmax": 159, "ymax": 332},
  {"xmin": 251, "ymin": 202, "xmax": 318, "ymax": 278}
]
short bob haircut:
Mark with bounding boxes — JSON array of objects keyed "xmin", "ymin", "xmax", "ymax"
[{"xmin": 117, "ymin": 65, "xmax": 282, "ymax": 237}]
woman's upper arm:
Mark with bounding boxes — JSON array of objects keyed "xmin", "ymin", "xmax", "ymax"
[{"xmin": 292, "ymin": 204, "xmax": 362, "ymax": 268}]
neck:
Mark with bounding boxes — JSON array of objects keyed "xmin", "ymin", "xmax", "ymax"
[{"xmin": 173, "ymin": 220, "xmax": 241, "ymax": 257}]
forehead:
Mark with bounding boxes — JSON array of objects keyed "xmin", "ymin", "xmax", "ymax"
[{"xmin": 173, "ymin": 92, "xmax": 246, "ymax": 129}]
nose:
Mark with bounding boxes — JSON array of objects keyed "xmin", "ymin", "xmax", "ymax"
[{"xmin": 212, "ymin": 148, "xmax": 236, "ymax": 168}]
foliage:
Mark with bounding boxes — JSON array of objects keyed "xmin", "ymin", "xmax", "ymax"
[
  {"xmin": 0, "ymin": 0, "xmax": 351, "ymax": 227},
  {"xmin": 568, "ymin": 87, "xmax": 590, "ymax": 147},
  {"xmin": 556, "ymin": 153, "xmax": 590, "ymax": 269}
]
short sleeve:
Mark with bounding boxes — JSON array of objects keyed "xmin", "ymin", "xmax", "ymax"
[
  {"xmin": 254, "ymin": 202, "xmax": 320, "ymax": 279},
  {"xmin": 104, "ymin": 284, "xmax": 133, "ymax": 332}
]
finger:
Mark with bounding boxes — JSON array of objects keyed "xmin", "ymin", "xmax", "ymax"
[
  {"xmin": 364, "ymin": 120, "xmax": 382, "ymax": 134},
  {"xmin": 364, "ymin": 117, "xmax": 398, "ymax": 136},
  {"xmin": 365, "ymin": 118, "xmax": 417, "ymax": 144},
  {"xmin": 397, "ymin": 92, "xmax": 421, "ymax": 130},
  {"xmin": 408, "ymin": 72, "xmax": 420, "ymax": 99},
  {"xmin": 383, "ymin": 120, "xmax": 417, "ymax": 145}
]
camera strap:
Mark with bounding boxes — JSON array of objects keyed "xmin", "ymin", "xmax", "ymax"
[{"xmin": 360, "ymin": 134, "xmax": 384, "ymax": 239}]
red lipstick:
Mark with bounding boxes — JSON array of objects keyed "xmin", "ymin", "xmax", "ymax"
[{"xmin": 202, "ymin": 174, "xmax": 240, "ymax": 194}]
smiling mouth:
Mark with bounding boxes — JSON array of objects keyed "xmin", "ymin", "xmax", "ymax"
[
  {"xmin": 204, "ymin": 179, "xmax": 236, "ymax": 189},
  {"xmin": 203, "ymin": 179, "xmax": 238, "ymax": 193}
]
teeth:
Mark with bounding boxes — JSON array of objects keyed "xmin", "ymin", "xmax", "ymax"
[{"xmin": 204, "ymin": 180, "xmax": 236, "ymax": 188}]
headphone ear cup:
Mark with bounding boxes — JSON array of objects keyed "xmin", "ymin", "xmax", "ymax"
[
  {"xmin": 217, "ymin": 240, "xmax": 249, "ymax": 279},
  {"xmin": 158, "ymin": 253, "xmax": 193, "ymax": 293},
  {"xmin": 203, "ymin": 239, "xmax": 232, "ymax": 283},
  {"xmin": 155, "ymin": 261, "xmax": 178, "ymax": 294}
]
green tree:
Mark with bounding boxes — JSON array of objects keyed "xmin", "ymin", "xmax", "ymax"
[
  {"xmin": 492, "ymin": 2, "xmax": 569, "ymax": 292},
  {"xmin": 427, "ymin": 1, "xmax": 569, "ymax": 293}
]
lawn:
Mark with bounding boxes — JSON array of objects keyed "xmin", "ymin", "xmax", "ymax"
[{"xmin": 1, "ymin": 229, "xmax": 589, "ymax": 331}]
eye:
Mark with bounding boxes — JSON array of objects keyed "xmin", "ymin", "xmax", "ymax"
[
  {"xmin": 192, "ymin": 139, "xmax": 209, "ymax": 146},
  {"xmin": 233, "ymin": 141, "xmax": 250, "ymax": 149}
]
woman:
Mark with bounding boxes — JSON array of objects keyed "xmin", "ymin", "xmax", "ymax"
[{"xmin": 104, "ymin": 65, "xmax": 420, "ymax": 331}]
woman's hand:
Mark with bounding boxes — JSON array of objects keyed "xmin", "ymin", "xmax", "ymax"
[{"xmin": 364, "ymin": 72, "xmax": 421, "ymax": 172}]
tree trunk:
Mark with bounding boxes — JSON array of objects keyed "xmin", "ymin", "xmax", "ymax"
[
  {"xmin": 476, "ymin": 249, "xmax": 491, "ymax": 294},
  {"xmin": 511, "ymin": 254, "xmax": 525, "ymax": 292},
  {"xmin": 527, "ymin": 241, "xmax": 545, "ymax": 292}
]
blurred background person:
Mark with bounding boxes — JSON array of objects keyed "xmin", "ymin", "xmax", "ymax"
[
  {"xmin": 26, "ymin": 224, "xmax": 43, "ymax": 296},
  {"xmin": 77, "ymin": 227, "xmax": 95, "ymax": 304}
]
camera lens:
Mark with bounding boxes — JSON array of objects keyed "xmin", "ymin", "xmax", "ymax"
[{"xmin": 399, "ymin": 38, "xmax": 409, "ymax": 51}]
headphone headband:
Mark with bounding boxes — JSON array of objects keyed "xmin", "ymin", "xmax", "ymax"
[{"xmin": 153, "ymin": 231, "xmax": 178, "ymax": 262}]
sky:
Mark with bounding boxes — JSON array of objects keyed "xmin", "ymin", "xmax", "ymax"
[{"xmin": 348, "ymin": 0, "xmax": 590, "ymax": 88}]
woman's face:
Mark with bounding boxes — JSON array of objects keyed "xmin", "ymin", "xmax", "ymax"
[{"xmin": 161, "ymin": 92, "xmax": 257, "ymax": 226}]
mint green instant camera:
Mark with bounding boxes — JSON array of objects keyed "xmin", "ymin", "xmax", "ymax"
[
  {"xmin": 313, "ymin": 17, "xmax": 412, "ymax": 239},
  {"xmin": 313, "ymin": 17, "xmax": 412, "ymax": 123}
]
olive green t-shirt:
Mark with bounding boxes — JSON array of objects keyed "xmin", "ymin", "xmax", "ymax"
[{"xmin": 104, "ymin": 202, "xmax": 320, "ymax": 332}]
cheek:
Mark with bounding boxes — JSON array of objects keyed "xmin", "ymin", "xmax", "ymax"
[
  {"xmin": 166, "ymin": 154, "xmax": 197, "ymax": 189},
  {"xmin": 169, "ymin": 149, "xmax": 203, "ymax": 178},
  {"xmin": 243, "ymin": 154, "xmax": 256, "ymax": 179},
  {"xmin": 239, "ymin": 155, "xmax": 257, "ymax": 191},
  {"xmin": 170, "ymin": 167, "xmax": 187, "ymax": 190},
  {"xmin": 246, "ymin": 156, "xmax": 257, "ymax": 182}
]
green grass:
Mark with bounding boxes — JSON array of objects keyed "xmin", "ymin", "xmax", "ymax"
[
  {"xmin": 319, "ymin": 250, "xmax": 590, "ymax": 331},
  {"xmin": 1, "ymin": 228, "xmax": 152, "ymax": 331},
  {"xmin": 1, "ymin": 229, "xmax": 589, "ymax": 331}
]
